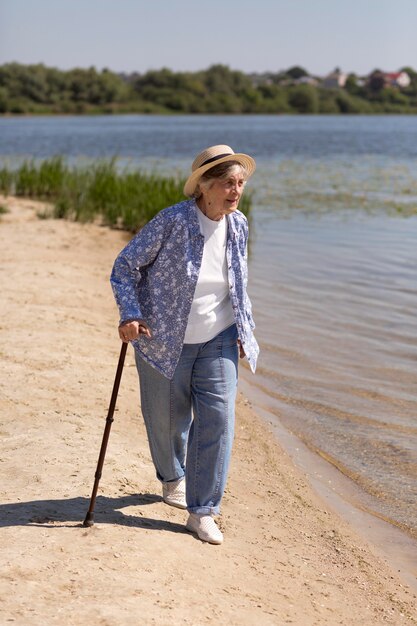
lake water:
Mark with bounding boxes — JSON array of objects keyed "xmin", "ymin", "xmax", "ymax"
[{"xmin": 1, "ymin": 114, "xmax": 416, "ymax": 537}]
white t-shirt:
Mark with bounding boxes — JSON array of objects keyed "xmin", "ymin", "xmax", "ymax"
[{"xmin": 183, "ymin": 208, "xmax": 235, "ymax": 343}]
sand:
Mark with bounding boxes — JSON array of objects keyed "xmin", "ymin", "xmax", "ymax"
[{"xmin": 0, "ymin": 195, "xmax": 416, "ymax": 625}]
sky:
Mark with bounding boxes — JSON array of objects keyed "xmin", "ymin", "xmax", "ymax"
[{"xmin": 0, "ymin": 0, "xmax": 416, "ymax": 76}]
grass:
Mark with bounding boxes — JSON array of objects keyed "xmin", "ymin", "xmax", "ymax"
[{"xmin": 0, "ymin": 157, "xmax": 252, "ymax": 232}]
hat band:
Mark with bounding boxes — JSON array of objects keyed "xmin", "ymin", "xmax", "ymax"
[{"xmin": 199, "ymin": 153, "xmax": 233, "ymax": 168}]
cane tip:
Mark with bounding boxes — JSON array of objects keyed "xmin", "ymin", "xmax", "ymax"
[{"xmin": 83, "ymin": 513, "xmax": 94, "ymax": 527}]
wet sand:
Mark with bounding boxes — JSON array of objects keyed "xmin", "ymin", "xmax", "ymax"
[{"xmin": 0, "ymin": 195, "xmax": 416, "ymax": 625}]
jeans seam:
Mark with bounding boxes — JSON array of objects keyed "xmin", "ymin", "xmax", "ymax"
[
  {"xmin": 191, "ymin": 370, "xmax": 200, "ymax": 508},
  {"xmin": 169, "ymin": 379, "xmax": 176, "ymax": 480},
  {"xmin": 212, "ymin": 350, "xmax": 227, "ymax": 506}
]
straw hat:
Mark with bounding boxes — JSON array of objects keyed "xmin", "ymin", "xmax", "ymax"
[{"xmin": 183, "ymin": 145, "xmax": 256, "ymax": 197}]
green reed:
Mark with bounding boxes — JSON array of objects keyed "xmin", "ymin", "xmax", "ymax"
[
  {"xmin": 0, "ymin": 157, "xmax": 252, "ymax": 231},
  {"xmin": 0, "ymin": 167, "xmax": 14, "ymax": 196}
]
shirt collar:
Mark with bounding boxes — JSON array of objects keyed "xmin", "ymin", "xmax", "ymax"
[{"xmin": 188, "ymin": 198, "xmax": 237, "ymax": 240}]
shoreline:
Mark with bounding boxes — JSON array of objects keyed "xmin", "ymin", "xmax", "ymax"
[
  {"xmin": 239, "ymin": 375, "xmax": 417, "ymax": 592},
  {"xmin": 1, "ymin": 195, "xmax": 416, "ymax": 624},
  {"xmin": 3, "ymin": 112, "xmax": 417, "ymax": 119}
]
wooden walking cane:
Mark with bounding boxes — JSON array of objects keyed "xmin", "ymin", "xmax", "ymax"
[{"xmin": 83, "ymin": 341, "xmax": 128, "ymax": 527}]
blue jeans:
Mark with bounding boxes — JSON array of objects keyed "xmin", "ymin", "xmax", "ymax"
[{"xmin": 135, "ymin": 324, "xmax": 239, "ymax": 515}]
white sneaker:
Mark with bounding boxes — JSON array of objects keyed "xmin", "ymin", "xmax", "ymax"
[
  {"xmin": 186, "ymin": 513, "xmax": 224, "ymax": 544},
  {"xmin": 162, "ymin": 478, "xmax": 187, "ymax": 509}
]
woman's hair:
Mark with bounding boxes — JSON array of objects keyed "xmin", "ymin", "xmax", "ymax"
[{"xmin": 193, "ymin": 161, "xmax": 248, "ymax": 199}]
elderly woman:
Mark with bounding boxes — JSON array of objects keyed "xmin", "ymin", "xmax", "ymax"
[{"xmin": 110, "ymin": 145, "xmax": 258, "ymax": 544}]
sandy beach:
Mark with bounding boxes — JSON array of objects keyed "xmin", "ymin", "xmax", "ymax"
[{"xmin": 0, "ymin": 194, "xmax": 416, "ymax": 625}]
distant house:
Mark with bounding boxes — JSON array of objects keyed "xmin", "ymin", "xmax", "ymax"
[
  {"xmin": 293, "ymin": 76, "xmax": 319, "ymax": 86},
  {"xmin": 322, "ymin": 69, "xmax": 347, "ymax": 88},
  {"xmin": 383, "ymin": 72, "xmax": 411, "ymax": 88},
  {"xmin": 367, "ymin": 70, "xmax": 411, "ymax": 91}
]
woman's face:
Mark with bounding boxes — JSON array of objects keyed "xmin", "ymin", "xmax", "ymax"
[{"xmin": 199, "ymin": 171, "xmax": 246, "ymax": 221}]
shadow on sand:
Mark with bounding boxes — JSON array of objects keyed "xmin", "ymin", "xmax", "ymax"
[{"xmin": 0, "ymin": 493, "xmax": 186, "ymax": 534}]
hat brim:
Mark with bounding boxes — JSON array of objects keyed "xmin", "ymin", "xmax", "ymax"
[{"xmin": 183, "ymin": 153, "xmax": 256, "ymax": 197}]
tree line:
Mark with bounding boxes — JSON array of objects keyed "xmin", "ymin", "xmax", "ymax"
[{"xmin": 1, "ymin": 62, "xmax": 416, "ymax": 115}]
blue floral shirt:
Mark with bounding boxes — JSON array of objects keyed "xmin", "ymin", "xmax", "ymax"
[{"xmin": 110, "ymin": 198, "xmax": 259, "ymax": 379}]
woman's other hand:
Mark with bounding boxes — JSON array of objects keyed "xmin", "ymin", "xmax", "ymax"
[{"xmin": 119, "ymin": 320, "xmax": 152, "ymax": 343}]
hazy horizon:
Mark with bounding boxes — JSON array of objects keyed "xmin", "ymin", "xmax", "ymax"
[{"xmin": 0, "ymin": 59, "xmax": 411, "ymax": 79}]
